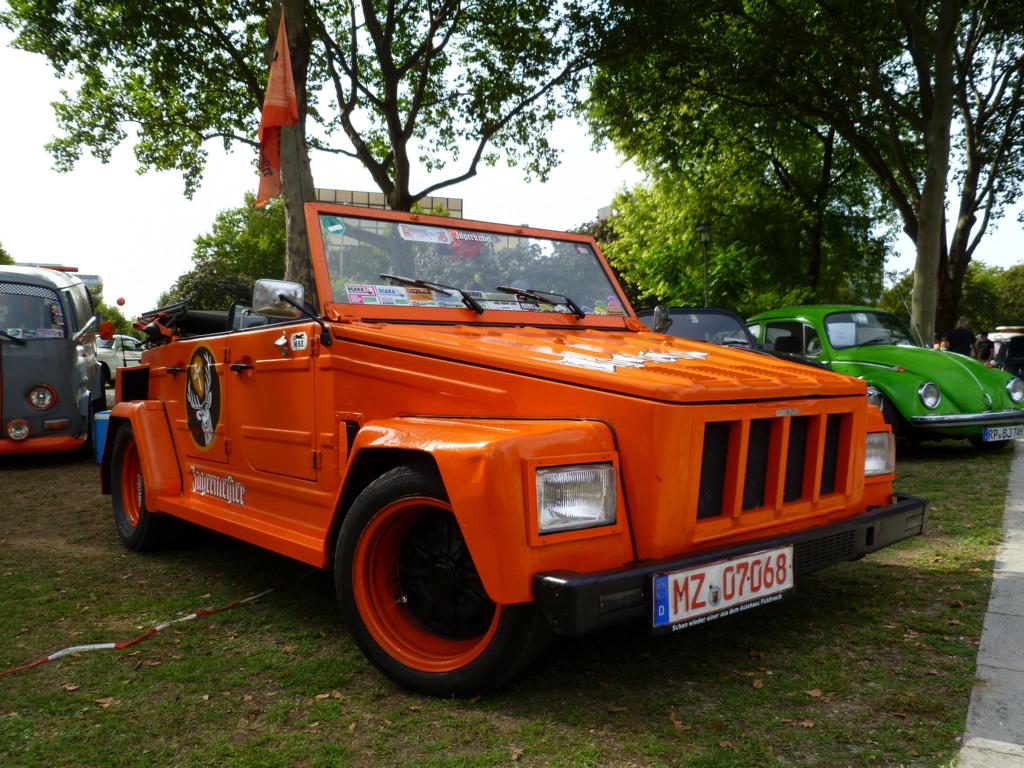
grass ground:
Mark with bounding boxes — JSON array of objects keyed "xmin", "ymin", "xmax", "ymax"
[{"xmin": 0, "ymin": 441, "xmax": 1014, "ymax": 767}]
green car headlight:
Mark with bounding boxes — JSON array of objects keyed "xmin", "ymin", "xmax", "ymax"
[
  {"xmin": 866, "ymin": 385, "xmax": 883, "ymax": 410},
  {"xmin": 536, "ymin": 463, "xmax": 617, "ymax": 533},
  {"xmin": 1008, "ymin": 378, "xmax": 1024, "ymax": 404},
  {"xmin": 918, "ymin": 382, "xmax": 941, "ymax": 409}
]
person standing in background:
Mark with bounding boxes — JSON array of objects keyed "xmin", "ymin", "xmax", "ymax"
[
  {"xmin": 974, "ymin": 331, "xmax": 994, "ymax": 362},
  {"xmin": 946, "ymin": 317, "xmax": 975, "ymax": 356}
]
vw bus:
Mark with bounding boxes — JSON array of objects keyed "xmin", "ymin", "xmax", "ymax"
[{"xmin": 0, "ymin": 265, "xmax": 105, "ymax": 455}]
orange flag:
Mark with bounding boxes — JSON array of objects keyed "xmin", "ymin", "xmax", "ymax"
[{"xmin": 255, "ymin": 12, "xmax": 299, "ymax": 207}]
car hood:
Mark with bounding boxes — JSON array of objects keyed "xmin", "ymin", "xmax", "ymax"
[
  {"xmin": 343, "ymin": 323, "xmax": 863, "ymax": 403},
  {"xmin": 830, "ymin": 344, "xmax": 1010, "ymax": 411}
]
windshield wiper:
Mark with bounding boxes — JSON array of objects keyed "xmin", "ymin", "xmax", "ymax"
[
  {"xmin": 381, "ymin": 274, "xmax": 484, "ymax": 314},
  {"xmin": 0, "ymin": 329, "xmax": 26, "ymax": 346},
  {"xmin": 858, "ymin": 335, "xmax": 894, "ymax": 346},
  {"xmin": 495, "ymin": 285, "xmax": 586, "ymax": 319}
]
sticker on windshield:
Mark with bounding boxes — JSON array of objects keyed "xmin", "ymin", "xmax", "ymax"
[
  {"xmin": 5, "ymin": 328, "xmax": 22, "ymax": 338},
  {"xmin": 374, "ymin": 285, "xmax": 411, "ymax": 305},
  {"xmin": 345, "ymin": 284, "xmax": 380, "ymax": 304},
  {"xmin": 606, "ymin": 298, "xmax": 625, "ymax": 316},
  {"xmin": 322, "ymin": 216, "xmax": 346, "ymax": 235},
  {"xmin": 397, "ymin": 223, "xmax": 452, "ymax": 245}
]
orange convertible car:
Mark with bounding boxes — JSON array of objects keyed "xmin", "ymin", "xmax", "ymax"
[{"xmin": 100, "ymin": 204, "xmax": 926, "ymax": 695}]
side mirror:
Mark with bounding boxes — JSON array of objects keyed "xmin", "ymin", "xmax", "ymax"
[
  {"xmin": 253, "ymin": 279, "xmax": 304, "ymax": 318},
  {"xmin": 99, "ymin": 320, "xmax": 115, "ymax": 341},
  {"xmin": 72, "ymin": 315, "xmax": 98, "ymax": 343},
  {"xmin": 652, "ymin": 305, "xmax": 673, "ymax": 334}
]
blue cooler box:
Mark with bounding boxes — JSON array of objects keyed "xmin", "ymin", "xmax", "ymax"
[{"xmin": 94, "ymin": 410, "xmax": 111, "ymax": 464}]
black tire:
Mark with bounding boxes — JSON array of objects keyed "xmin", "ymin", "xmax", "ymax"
[
  {"xmin": 110, "ymin": 424, "xmax": 177, "ymax": 551},
  {"xmin": 335, "ymin": 464, "xmax": 551, "ymax": 697},
  {"xmin": 878, "ymin": 394, "xmax": 906, "ymax": 441}
]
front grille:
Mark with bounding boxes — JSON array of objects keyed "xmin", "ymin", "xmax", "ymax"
[
  {"xmin": 695, "ymin": 408, "xmax": 853, "ymax": 522},
  {"xmin": 697, "ymin": 422, "xmax": 730, "ymax": 520}
]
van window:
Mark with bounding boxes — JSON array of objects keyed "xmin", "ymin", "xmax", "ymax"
[
  {"xmin": 0, "ymin": 282, "xmax": 67, "ymax": 339},
  {"xmin": 66, "ymin": 284, "xmax": 94, "ymax": 332}
]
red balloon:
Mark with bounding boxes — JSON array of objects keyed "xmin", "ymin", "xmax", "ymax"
[{"xmin": 116, "ymin": 297, "xmax": 126, "ymax": 306}]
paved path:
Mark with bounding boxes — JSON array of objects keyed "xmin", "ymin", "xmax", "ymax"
[{"xmin": 960, "ymin": 440, "xmax": 1024, "ymax": 767}]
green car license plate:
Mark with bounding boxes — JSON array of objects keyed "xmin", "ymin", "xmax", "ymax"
[{"xmin": 983, "ymin": 424, "xmax": 1024, "ymax": 442}]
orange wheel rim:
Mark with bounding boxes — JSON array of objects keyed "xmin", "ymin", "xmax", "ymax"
[
  {"xmin": 120, "ymin": 441, "xmax": 143, "ymax": 527},
  {"xmin": 352, "ymin": 497, "xmax": 501, "ymax": 673}
]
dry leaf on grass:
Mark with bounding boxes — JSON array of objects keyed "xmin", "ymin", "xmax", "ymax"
[
  {"xmin": 718, "ymin": 740, "xmax": 734, "ymax": 749},
  {"xmin": 949, "ymin": 599, "xmax": 965, "ymax": 608},
  {"xmin": 669, "ymin": 711, "xmax": 692, "ymax": 731},
  {"xmin": 62, "ymin": 683, "xmax": 79, "ymax": 692},
  {"xmin": 94, "ymin": 697, "xmax": 116, "ymax": 709},
  {"xmin": 315, "ymin": 693, "xmax": 331, "ymax": 700},
  {"xmin": 282, "ymin": 645, "xmax": 297, "ymax": 654},
  {"xmin": 201, "ymin": 694, "xmax": 210, "ymax": 702},
  {"xmin": 805, "ymin": 689, "xmax": 823, "ymax": 698},
  {"xmin": 348, "ymin": 722, "xmax": 357, "ymax": 733},
  {"xmin": 510, "ymin": 747, "xmax": 524, "ymax": 762},
  {"xmin": 143, "ymin": 660, "xmax": 161, "ymax": 667},
  {"xmin": 607, "ymin": 705, "xmax": 627, "ymax": 713},
  {"xmin": 242, "ymin": 694, "xmax": 254, "ymax": 702},
  {"xmin": 752, "ymin": 679, "xmax": 764, "ymax": 689},
  {"xmin": 800, "ymin": 720, "xmax": 815, "ymax": 728}
]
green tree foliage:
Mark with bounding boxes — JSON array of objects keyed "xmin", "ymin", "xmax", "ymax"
[
  {"xmin": 1, "ymin": 1, "xmax": 589, "ymax": 299},
  {"xmin": 881, "ymin": 262, "xmax": 1024, "ymax": 341},
  {"xmin": 599, "ymin": 167, "xmax": 886, "ymax": 317},
  {"xmin": 586, "ymin": 1, "xmax": 1024, "ymax": 341},
  {"xmin": 163, "ymin": 195, "xmax": 286, "ymax": 311},
  {"xmin": 0, "ymin": 241, "xmax": 13, "ymax": 265},
  {"xmin": 89, "ymin": 288, "xmax": 134, "ymax": 337}
]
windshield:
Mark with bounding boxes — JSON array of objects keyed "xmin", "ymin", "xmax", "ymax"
[
  {"xmin": 824, "ymin": 311, "xmax": 917, "ymax": 349},
  {"xmin": 318, "ymin": 214, "xmax": 626, "ymax": 317},
  {"xmin": 0, "ymin": 283, "xmax": 67, "ymax": 340}
]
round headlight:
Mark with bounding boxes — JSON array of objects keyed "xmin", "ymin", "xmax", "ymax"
[
  {"xmin": 866, "ymin": 385, "xmax": 884, "ymax": 410},
  {"xmin": 6, "ymin": 419, "xmax": 30, "ymax": 440},
  {"xmin": 918, "ymin": 381, "xmax": 941, "ymax": 409},
  {"xmin": 1008, "ymin": 378, "xmax": 1024, "ymax": 404},
  {"xmin": 27, "ymin": 385, "xmax": 55, "ymax": 410}
]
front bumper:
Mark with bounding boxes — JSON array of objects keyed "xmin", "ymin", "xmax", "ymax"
[
  {"xmin": 533, "ymin": 493, "xmax": 927, "ymax": 636},
  {"xmin": 0, "ymin": 433, "xmax": 87, "ymax": 456},
  {"xmin": 910, "ymin": 408, "xmax": 1024, "ymax": 427}
]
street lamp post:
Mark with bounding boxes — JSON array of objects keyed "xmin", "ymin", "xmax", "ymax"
[{"xmin": 696, "ymin": 223, "xmax": 712, "ymax": 307}]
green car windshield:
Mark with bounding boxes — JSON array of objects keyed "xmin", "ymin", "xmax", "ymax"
[
  {"xmin": 824, "ymin": 310, "xmax": 918, "ymax": 349},
  {"xmin": 318, "ymin": 214, "xmax": 626, "ymax": 317}
]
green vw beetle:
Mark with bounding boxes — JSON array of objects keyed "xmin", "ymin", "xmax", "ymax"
[{"xmin": 747, "ymin": 305, "xmax": 1024, "ymax": 449}]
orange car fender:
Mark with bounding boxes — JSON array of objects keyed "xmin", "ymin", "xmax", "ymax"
[
  {"xmin": 339, "ymin": 417, "xmax": 636, "ymax": 605},
  {"xmin": 101, "ymin": 400, "xmax": 182, "ymax": 508}
]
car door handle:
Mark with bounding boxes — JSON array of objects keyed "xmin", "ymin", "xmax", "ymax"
[
  {"xmin": 229, "ymin": 362, "xmax": 254, "ymax": 372},
  {"xmin": 167, "ymin": 367, "xmax": 186, "ymax": 375}
]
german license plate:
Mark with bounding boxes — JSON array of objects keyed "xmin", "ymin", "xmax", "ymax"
[
  {"xmin": 652, "ymin": 545, "xmax": 793, "ymax": 631},
  {"xmin": 983, "ymin": 424, "xmax": 1024, "ymax": 442}
]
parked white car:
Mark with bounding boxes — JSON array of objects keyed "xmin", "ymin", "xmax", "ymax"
[{"xmin": 95, "ymin": 334, "xmax": 143, "ymax": 383}]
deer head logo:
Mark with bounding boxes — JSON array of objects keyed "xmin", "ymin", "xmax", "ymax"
[{"xmin": 185, "ymin": 346, "xmax": 220, "ymax": 448}]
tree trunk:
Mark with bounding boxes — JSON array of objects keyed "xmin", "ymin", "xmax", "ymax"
[
  {"xmin": 909, "ymin": 0, "xmax": 957, "ymax": 347},
  {"xmin": 807, "ymin": 128, "xmax": 835, "ymax": 295},
  {"xmin": 275, "ymin": 0, "xmax": 318, "ymax": 308}
]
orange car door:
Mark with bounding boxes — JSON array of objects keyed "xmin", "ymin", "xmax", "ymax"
[{"xmin": 224, "ymin": 322, "xmax": 319, "ymax": 483}]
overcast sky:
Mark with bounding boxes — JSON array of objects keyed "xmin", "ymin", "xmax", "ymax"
[{"xmin": 2, "ymin": 26, "xmax": 1020, "ymax": 318}]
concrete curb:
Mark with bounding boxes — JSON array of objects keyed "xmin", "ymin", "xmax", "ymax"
[{"xmin": 959, "ymin": 439, "xmax": 1024, "ymax": 768}]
